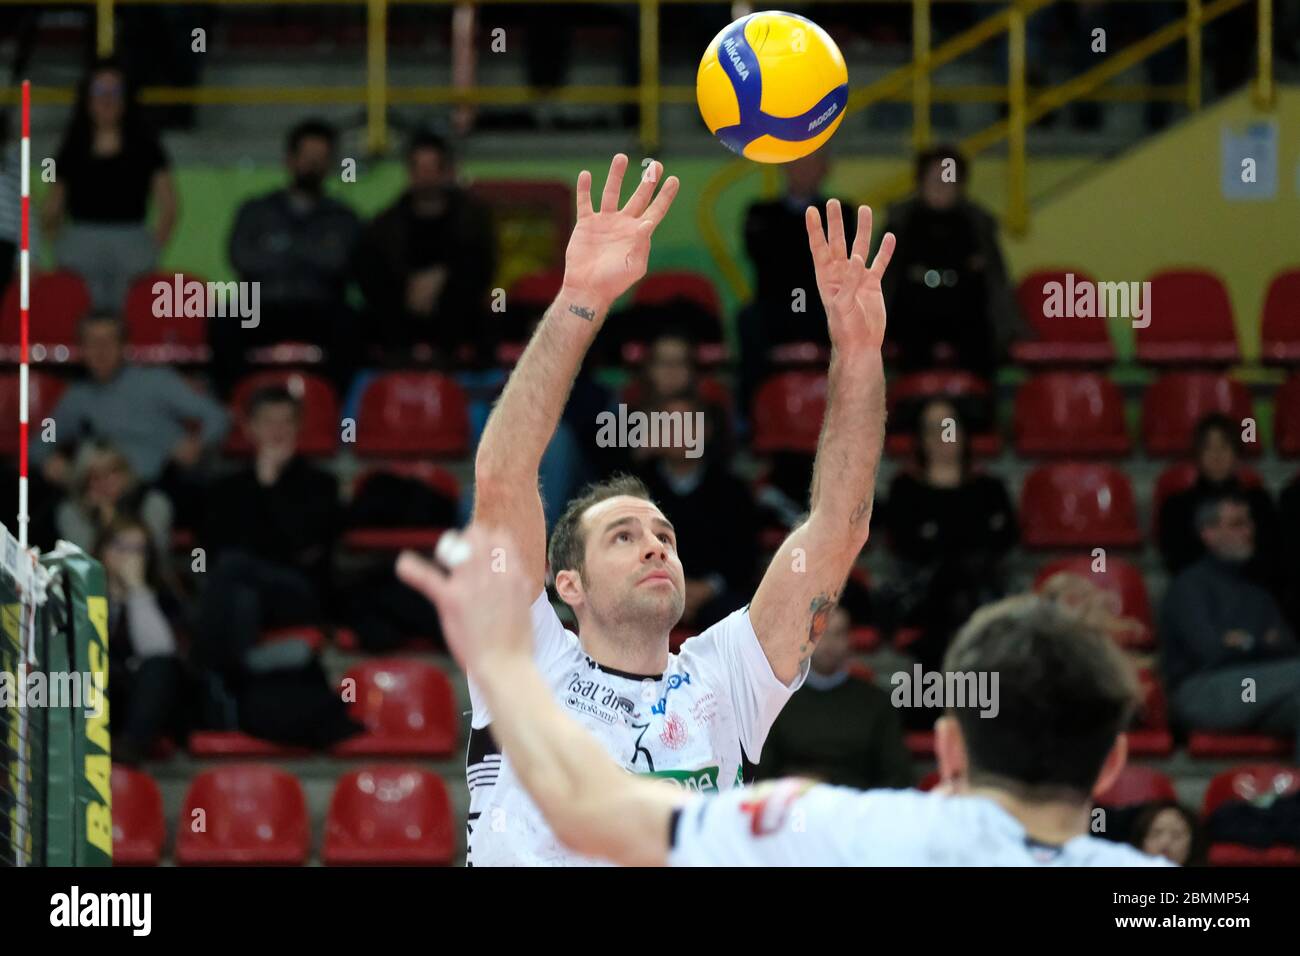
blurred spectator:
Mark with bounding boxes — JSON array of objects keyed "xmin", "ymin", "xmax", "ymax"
[
  {"xmin": 220, "ymin": 118, "xmax": 362, "ymax": 395},
  {"xmin": 1280, "ymin": 472, "xmax": 1300, "ymax": 631},
  {"xmin": 1128, "ymin": 801, "xmax": 1207, "ymax": 867},
  {"xmin": 0, "ymin": 114, "xmax": 18, "ymax": 305},
  {"xmin": 355, "ymin": 131, "xmax": 496, "ymax": 364},
  {"xmin": 629, "ymin": 329, "xmax": 733, "ymax": 459},
  {"xmin": 43, "ymin": 58, "xmax": 177, "ymax": 311},
  {"xmin": 195, "ymin": 385, "xmax": 356, "ymax": 747},
  {"xmin": 1158, "ymin": 414, "xmax": 1279, "ymax": 590},
  {"xmin": 882, "ymin": 147, "xmax": 1020, "ymax": 376},
  {"xmin": 758, "ymin": 606, "xmax": 913, "ymax": 789},
  {"xmin": 1160, "ymin": 493, "xmax": 1300, "ymax": 761},
  {"xmin": 32, "ymin": 313, "xmax": 228, "ymax": 525},
  {"xmin": 884, "ymin": 398, "xmax": 1017, "ymax": 682},
  {"xmin": 96, "ymin": 515, "xmax": 185, "ymax": 765},
  {"xmin": 738, "ymin": 149, "xmax": 853, "ymax": 411},
  {"xmin": 635, "ymin": 395, "xmax": 756, "ymax": 630},
  {"xmin": 56, "ymin": 442, "xmax": 172, "ymax": 566},
  {"xmin": 1038, "ymin": 569, "xmax": 1147, "ymax": 648}
]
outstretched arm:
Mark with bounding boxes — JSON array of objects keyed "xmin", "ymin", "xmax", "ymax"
[
  {"xmin": 398, "ymin": 529, "xmax": 682, "ymax": 867},
  {"xmin": 472, "ymin": 154, "xmax": 679, "ymax": 595},
  {"xmin": 749, "ymin": 201, "xmax": 896, "ymax": 685}
]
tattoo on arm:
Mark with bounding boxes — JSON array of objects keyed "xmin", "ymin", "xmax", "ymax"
[
  {"xmin": 849, "ymin": 495, "xmax": 872, "ymax": 527},
  {"xmin": 568, "ymin": 303, "xmax": 596, "ymax": 322},
  {"xmin": 800, "ymin": 593, "xmax": 837, "ymax": 658}
]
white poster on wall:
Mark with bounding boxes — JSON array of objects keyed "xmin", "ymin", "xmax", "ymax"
[{"xmin": 1220, "ymin": 120, "xmax": 1278, "ymax": 200}]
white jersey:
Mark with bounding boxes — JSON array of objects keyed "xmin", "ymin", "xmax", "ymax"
[
  {"xmin": 466, "ymin": 592, "xmax": 807, "ymax": 866},
  {"xmin": 668, "ymin": 780, "xmax": 1175, "ymax": 866}
]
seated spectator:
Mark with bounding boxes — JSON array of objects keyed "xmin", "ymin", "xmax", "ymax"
[
  {"xmin": 219, "ymin": 118, "xmax": 362, "ymax": 395},
  {"xmin": 56, "ymin": 442, "xmax": 172, "ymax": 566},
  {"xmin": 1158, "ymin": 414, "xmax": 1279, "ymax": 590},
  {"xmin": 31, "ymin": 312, "xmax": 228, "ymax": 527},
  {"xmin": 1280, "ymin": 472, "xmax": 1300, "ymax": 630},
  {"xmin": 758, "ymin": 606, "xmax": 912, "ymax": 790},
  {"xmin": 629, "ymin": 329, "xmax": 732, "ymax": 458},
  {"xmin": 96, "ymin": 515, "xmax": 185, "ymax": 765},
  {"xmin": 1128, "ymin": 801, "xmax": 1207, "ymax": 867},
  {"xmin": 194, "ymin": 386, "xmax": 356, "ymax": 747},
  {"xmin": 0, "ymin": 116, "xmax": 19, "ymax": 305},
  {"xmin": 635, "ymin": 395, "xmax": 756, "ymax": 631},
  {"xmin": 881, "ymin": 147, "xmax": 1020, "ymax": 376},
  {"xmin": 883, "ymin": 397, "xmax": 1017, "ymax": 684},
  {"xmin": 1160, "ymin": 493, "xmax": 1300, "ymax": 761},
  {"xmin": 354, "ymin": 131, "xmax": 496, "ymax": 365},
  {"xmin": 737, "ymin": 149, "xmax": 852, "ymax": 412},
  {"xmin": 42, "ymin": 58, "xmax": 177, "ymax": 311}
]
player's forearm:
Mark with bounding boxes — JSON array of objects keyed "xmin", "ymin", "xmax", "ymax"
[
  {"xmin": 807, "ymin": 345, "xmax": 885, "ymax": 544},
  {"xmin": 477, "ymin": 650, "xmax": 676, "ymax": 866},
  {"xmin": 475, "ymin": 283, "xmax": 609, "ymax": 483}
]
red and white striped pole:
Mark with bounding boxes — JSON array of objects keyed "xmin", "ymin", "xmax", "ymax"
[{"xmin": 18, "ymin": 80, "xmax": 30, "ymax": 550}]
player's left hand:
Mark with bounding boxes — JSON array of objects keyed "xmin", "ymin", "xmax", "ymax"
[
  {"xmin": 395, "ymin": 525, "xmax": 533, "ymax": 675},
  {"xmin": 805, "ymin": 200, "xmax": 896, "ymax": 353}
]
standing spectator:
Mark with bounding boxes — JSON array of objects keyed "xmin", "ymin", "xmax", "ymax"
[
  {"xmin": 96, "ymin": 515, "xmax": 185, "ymax": 765},
  {"xmin": 1160, "ymin": 494, "xmax": 1300, "ymax": 761},
  {"xmin": 1158, "ymin": 414, "xmax": 1279, "ymax": 590},
  {"xmin": 882, "ymin": 147, "xmax": 1019, "ymax": 376},
  {"xmin": 354, "ymin": 131, "xmax": 496, "ymax": 364},
  {"xmin": 884, "ymin": 397, "xmax": 1017, "ymax": 682},
  {"xmin": 31, "ymin": 313, "xmax": 228, "ymax": 525},
  {"xmin": 0, "ymin": 112, "xmax": 19, "ymax": 305},
  {"xmin": 635, "ymin": 395, "xmax": 756, "ymax": 630},
  {"xmin": 758, "ymin": 606, "xmax": 913, "ymax": 789},
  {"xmin": 220, "ymin": 118, "xmax": 362, "ymax": 395},
  {"xmin": 56, "ymin": 442, "xmax": 172, "ymax": 566},
  {"xmin": 42, "ymin": 58, "xmax": 178, "ymax": 311}
]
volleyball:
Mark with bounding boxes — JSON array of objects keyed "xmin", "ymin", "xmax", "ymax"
[{"xmin": 696, "ymin": 11, "xmax": 849, "ymax": 164}]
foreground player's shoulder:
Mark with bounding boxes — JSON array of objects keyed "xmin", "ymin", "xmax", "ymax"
[{"xmin": 1068, "ymin": 836, "xmax": 1176, "ymax": 867}]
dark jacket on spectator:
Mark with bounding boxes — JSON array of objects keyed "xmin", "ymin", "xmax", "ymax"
[{"xmin": 885, "ymin": 470, "xmax": 1017, "ymax": 566}]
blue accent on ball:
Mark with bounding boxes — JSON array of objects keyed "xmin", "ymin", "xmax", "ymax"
[{"xmin": 713, "ymin": 14, "xmax": 848, "ymax": 157}]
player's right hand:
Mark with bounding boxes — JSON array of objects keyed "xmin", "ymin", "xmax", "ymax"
[
  {"xmin": 395, "ymin": 525, "xmax": 533, "ymax": 676},
  {"xmin": 560, "ymin": 153, "xmax": 680, "ymax": 311}
]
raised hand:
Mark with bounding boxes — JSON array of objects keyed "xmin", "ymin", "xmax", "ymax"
[
  {"xmin": 561, "ymin": 154, "xmax": 680, "ymax": 312},
  {"xmin": 805, "ymin": 200, "xmax": 896, "ymax": 353}
]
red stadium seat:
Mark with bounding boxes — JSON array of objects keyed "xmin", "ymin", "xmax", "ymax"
[
  {"xmin": 1013, "ymin": 372, "xmax": 1130, "ymax": 456},
  {"xmin": 223, "ymin": 370, "xmax": 340, "ymax": 458},
  {"xmin": 1141, "ymin": 372, "xmax": 1257, "ymax": 458},
  {"xmin": 353, "ymin": 372, "xmax": 469, "ymax": 457},
  {"xmin": 1010, "ymin": 269, "xmax": 1115, "ymax": 365},
  {"xmin": 111, "ymin": 765, "xmax": 165, "ymax": 866},
  {"xmin": 0, "ymin": 371, "xmax": 66, "ymax": 456},
  {"xmin": 1187, "ymin": 732, "xmax": 1292, "ymax": 759},
  {"xmin": 1135, "ymin": 269, "xmax": 1239, "ymax": 364},
  {"xmin": 343, "ymin": 462, "xmax": 459, "ymax": 552},
  {"xmin": 1033, "ymin": 555, "xmax": 1154, "ymax": 650},
  {"xmin": 905, "ymin": 731, "xmax": 935, "ymax": 758},
  {"xmin": 1094, "ymin": 766, "xmax": 1177, "ymax": 807},
  {"xmin": 175, "ymin": 765, "xmax": 310, "ymax": 865},
  {"xmin": 324, "ymin": 767, "xmax": 455, "ymax": 866},
  {"xmin": 1150, "ymin": 462, "xmax": 1263, "ymax": 538},
  {"xmin": 1202, "ymin": 765, "xmax": 1300, "ymax": 865},
  {"xmin": 333, "ymin": 660, "xmax": 457, "ymax": 758},
  {"xmin": 752, "ymin": 371, "xmax": 826, "ymax": 454},
  {"xmin": 508, "ymin": 269, "xmax": 565, "ymax": 310},
  {"xmin": 849, "ymin": 626, "xmax": 882, "ymax": 652},
  {"xmin": 494, "ymin": 269, "xmax": 564, "ymax": 365},
  {"xmin": 122, "ymin": 272, "xmax": 211, "ymax": 363},
  {"xmin": 632, "ymin": 270, "xmax": 722, "ymax": 317},
  {"xmin": 1019, "ymin": 463, "xmax": 1142, "ymax": 549},
  {"xmin": 1129, "ymin": 669, "xmax": 1175, "ymax": 757},
  {"xmin": 1274, "ymin": 374, "xmax": 1300, "ymax": 457},
  {"xmin": 186, "ymin": 731, "xmax": 312, "ymax": 758},
  {"xmin": 1260, "ymin": 269, "xmax": 1300, "ymax": 364},
  {"xmin": 0, "ymin": 269, "xmax": 92, "ymax": 363},
  {"xmin": 886, "ymin": 371, "xmax": 1000, "ymax": 457}
]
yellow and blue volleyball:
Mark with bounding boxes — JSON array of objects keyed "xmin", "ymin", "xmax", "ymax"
[{"xmin": 696, "ymin": 11, "xmax": 848, "ymax": 164}]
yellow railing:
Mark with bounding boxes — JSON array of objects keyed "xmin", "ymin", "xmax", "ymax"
[{"xmin": 0, "ymin": 0, "xmax": 1277, "ymax": 252}]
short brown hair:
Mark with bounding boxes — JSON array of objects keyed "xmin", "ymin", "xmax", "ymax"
[
  {"xmin": 547, "ymin": 473, "xmax": 655, "ymax": 576},
  {"xmin": 943, "ymin": 594, "xmax": 1140, "ymax": 803}
]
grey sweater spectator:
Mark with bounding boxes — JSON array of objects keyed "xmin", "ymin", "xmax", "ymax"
[
  {"xmin": 33, "ymin": 314, "xmax": 228, "ymax": 485},
  {"xmin": 1160, "ymin": 494, "xmax": 1300, "ymax": 760}
]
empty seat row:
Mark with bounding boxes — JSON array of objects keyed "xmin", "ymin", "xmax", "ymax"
[{"xmin": 112, "ymin": 763, "xmax": 456, "ymax": 866}]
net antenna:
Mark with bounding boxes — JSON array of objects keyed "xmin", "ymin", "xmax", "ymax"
[{"xmin": 18, "ymin": 80, "xmax": 30, "ymax": 551}]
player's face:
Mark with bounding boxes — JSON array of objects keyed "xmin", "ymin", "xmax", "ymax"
[{"xmin": 576, "ymin": 495, "xmax": 685, "ymax": 632}]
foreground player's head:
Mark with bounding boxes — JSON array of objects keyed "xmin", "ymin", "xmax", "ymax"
[
  {"xmin": 935, "ymin": 594, "xmax": 1139, "ymax": 806},
  {"xmin": 548, "ymin": 474, "xmax": 685, "ymax": 637}
]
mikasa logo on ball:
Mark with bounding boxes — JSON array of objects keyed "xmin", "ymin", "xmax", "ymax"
[
  {"xmin": 808, "ymin": 101, "xmax": 838, "ymax": 132},
  {"xmin": 722, "ymin": 37, "xmax": 750, "ymax": 80}
]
